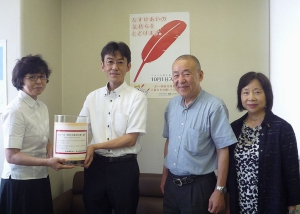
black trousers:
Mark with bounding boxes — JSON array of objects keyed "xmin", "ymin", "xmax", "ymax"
[
  {"xmin": 163, "ymin": 172, "xmax": 217, "ymax": 214},
  {"xmin": 83, "ymin": 155, "xmax": 140, "ymax": 214},
  {"xmin": 0, "ymin": 176, "xmax": 53, "ymax": 214}
]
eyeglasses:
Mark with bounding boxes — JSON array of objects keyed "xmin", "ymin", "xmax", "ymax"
[
  {"xmin": 25, "ymin": 75, "xmax": 48, "ymax": 82},
  {"xmin": 105, "ymin": 59, "xmax": 126, "ymax": 67}
]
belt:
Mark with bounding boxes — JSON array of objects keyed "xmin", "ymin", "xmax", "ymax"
[
  {"xmin": 169, "ymin": 171, "xmax": 214, "ymax": 186},
  {"xmin": 94, "ymin": 153, "xmax": 137, "ymax": 163}
]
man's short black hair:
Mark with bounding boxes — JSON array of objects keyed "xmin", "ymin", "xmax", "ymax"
[{"xmin": 101, "ymin": 41, "xmax": 131, "ymax": 65}]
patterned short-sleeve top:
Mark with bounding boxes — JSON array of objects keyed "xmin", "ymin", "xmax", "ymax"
[{"xmin": 234, "ymin": 122, "xmax": 261, "ymax": 214}]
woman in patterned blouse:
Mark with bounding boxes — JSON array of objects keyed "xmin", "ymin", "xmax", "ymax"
[{"xmin": 226, "ymin": 72, "xmax": 300, "ymax": 214}]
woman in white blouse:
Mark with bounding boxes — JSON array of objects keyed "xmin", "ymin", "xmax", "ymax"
[{"xmin": 0, "ymin": 55, "xmax": 73, "ymax": 214}]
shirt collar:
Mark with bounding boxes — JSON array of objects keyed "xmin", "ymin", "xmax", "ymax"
[
  {"xmin": 238, "ymin": 110, "xmax": 273, "ymax": 128},
  {"xmin": 104, "ymin": 81, "xmax": 128, "ymax": 97},
  {"xmin": 180, "ymin": 87, "xmax": 203, "ymax": 109},
  {"xmin": 18, "ymin": 90, "xmax": 39, "ymax": 108}
]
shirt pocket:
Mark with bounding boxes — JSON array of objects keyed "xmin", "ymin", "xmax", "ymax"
[
  {"xmin": 114, "ymin": 113, "xmax": 129, "ymax": 137},
  {"xmin": 184, "ymin": 127, "xmax": 210, "ymax": 156}
]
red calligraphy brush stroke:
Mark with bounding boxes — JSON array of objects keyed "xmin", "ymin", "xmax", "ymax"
[{"xmin": 133, "ymin": 20, "xmax": 187, "ymax": 82}]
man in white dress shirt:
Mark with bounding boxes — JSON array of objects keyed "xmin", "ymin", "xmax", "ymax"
[{"xmin": 79, "ymin": 41, "xmax": 147, "ymax": 214}]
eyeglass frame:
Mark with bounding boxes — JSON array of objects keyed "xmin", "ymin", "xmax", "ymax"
[
  {"xmin": 24, "ymin": 74, "xmax": 49, "ymax": 83},
  {"xmin": 104, "ymin": 59, "xmax": 128, "ymax": 68}
]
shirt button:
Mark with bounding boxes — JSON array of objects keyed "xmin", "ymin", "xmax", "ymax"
[
  {"xmin": 181, "ymin": 123, "xmax": 184, "ymax": 126},
  {"xmin": 178, "ymin": 136, "xmax": 181, "ymax": 139},
  {"xmin": 107, "ymin": 125, "xmax": 109, "ymax": 128},
  {"xmin": 173, "ymin": 163, "xmax": 176, "ymax": 166},
  {"xmin": 107, "ymin": 138, "xmax": 109, "ymax": 140},
  {"xmin": 110, "ymin": 100, "xmax": 112, "ymax": 102}
]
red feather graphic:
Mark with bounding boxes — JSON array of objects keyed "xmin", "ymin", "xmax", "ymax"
[{"xmin": 133, "ymin": 20, "xmax": 187, "ymax": 82}]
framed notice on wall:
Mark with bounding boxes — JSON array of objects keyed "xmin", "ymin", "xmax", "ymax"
[{"xmin": 0, "ymin": 40, "xmax": 7, "ymax": 113}]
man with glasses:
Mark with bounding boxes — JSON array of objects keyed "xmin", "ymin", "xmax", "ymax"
[{"xmin": 79, "ymin": 41, "xmax": 147, "ymax": 214}]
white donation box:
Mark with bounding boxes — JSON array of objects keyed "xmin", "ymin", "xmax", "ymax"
[{"xmin": 54, "ymin": 115, "xmax": 89, "ymax": 165}]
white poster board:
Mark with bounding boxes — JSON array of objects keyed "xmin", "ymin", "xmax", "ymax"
[{"xmin": 130, "ymin": 12, "xmax": 190, "ymax": 98}]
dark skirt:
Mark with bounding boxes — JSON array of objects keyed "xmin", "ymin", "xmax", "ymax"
[{"xmin": 0, "ymin": 176, "xmax": 53, "ymax": 214}]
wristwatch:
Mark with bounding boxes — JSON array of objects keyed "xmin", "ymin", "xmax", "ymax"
[{"xmin": 216, "ymin": 186, "xmax": 227, "ymax": 194}]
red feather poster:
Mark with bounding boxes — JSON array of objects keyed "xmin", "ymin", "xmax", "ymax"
[{"xmin": 130, "ymin": 12, "xmax": 190, "ymax": 98}]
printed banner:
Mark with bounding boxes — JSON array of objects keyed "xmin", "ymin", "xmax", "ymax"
[{"xmin": 130, "ymin": 12, "xmax": 190, "ymax": 98}]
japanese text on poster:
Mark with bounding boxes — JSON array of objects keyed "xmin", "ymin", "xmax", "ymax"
[{"xmin": 130, "ymin": 12, "xmax": 190, "ymax": 98}]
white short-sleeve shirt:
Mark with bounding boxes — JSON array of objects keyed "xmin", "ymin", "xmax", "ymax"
[
  {"xmin": 1, "ymin": 90, "xmax": 49, "ymax": 179},
  {"xmin": 79, "ymin": 81, "xmax": 147, "ymax": 157}
]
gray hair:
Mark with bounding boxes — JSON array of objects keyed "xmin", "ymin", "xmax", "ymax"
[{"xmin": 174, "ymin": 54, "xmax": 201, "ymax": 71}]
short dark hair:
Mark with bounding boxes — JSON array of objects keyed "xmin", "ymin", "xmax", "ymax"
[
  {"xmin": 12, "ymin": 54, "xmax": 51, "ymax": 90},
  {"xmin": 100, "ymin": 41, "xmax": 131, "ymax": 65},
  {"xmin": 237, "ymin": 71, "xmax": 273, "ymax": 112}
]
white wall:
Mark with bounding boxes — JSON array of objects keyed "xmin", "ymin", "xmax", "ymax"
[
  {"xmin": 0, "ymin": 0, "xmax": 21, "ymax": 185},
  {"xmin": 270, "ymin": 2, "xmax": 300, "ymax": 209},
  {"xmin": 270, "ymin": 0, "xmax": 300, "ymax": 156}
]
